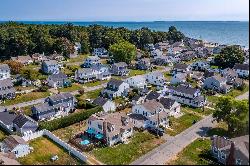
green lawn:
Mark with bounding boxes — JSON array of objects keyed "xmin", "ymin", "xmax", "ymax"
[
  {"xmin": 166, "ymin": 113, "xmax": 202, "ymax": 136},
  {"xmin": 226, "ymin": 85, "xmax": 249, "ymax": 98},
  {"xmin": 0, "ymin": 130, "xmax": 7, "ymax": 141},
  {"xmin": 19, "ymin": 105, "xmax": 33, "ymax": 116},
  {"xmin": 1, "ymin": 91, "xmax": 50, "ymax": 106},
  {"xmin": 18, "ymin": 137, "xmax": 84, "ymax": 165},
  {"xmin": 164, "ymin": 72, "xmax": 172, "ymax": 81},
  {"xmin": 83, "ymin": 80, "xmax": 108, "ymax": 87},
  {"xmin": 58, "ymin": 83, "xmax": 83, "ymax": 93},
  {"xmin": 207, "ymin": 95, "xmax": 220, "ymax": 105},
  {"xmin": 128, "ymin": 69, "xmax": 148, "ymax": 77},
  {"xmin": 207, "ymin": 122, "xmax": 229, "ymax": 137},
  {"xmin": 91, "ymin": 132, "xmax": 164, "ymax": 165},
  {"xmin": 67, "ymin": 54, "xmax": 89, "ymax": 63},
  {"xmin": 78, "ymin": 88, "xmax": 103, "ymax": 100},
  {"xmin": 182, "ymin": 106, "xmax": 214, "ymax": 117},
  {"xmin": 167, "ymin": 138, "xmax": 217, "ymax": 165}
]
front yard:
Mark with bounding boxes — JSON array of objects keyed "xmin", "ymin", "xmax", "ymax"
[
  {"xmin": 1, "ymin": 91, "xmax": 50, "ymax": 106},
  {"xmin": 167, "ymin": 138, "xmax": 217, "ymax": 165},
  {"xmin": 77, "ymin": 88, "xmax": 103, "ymax": 100},
  {"xmin": 90, "ymin": 131, "xmax": 165, "ymax": 165},
  {"xmin": 83, "ymin": 80, "xmax": 108, "ymax": 87},
  {"xmin": 128, "ymin": 69, "xmax": 148, "ymax": 77},
  {"xmin": 58, "ymin": 83, "xmax": 83, "ymax": 93},
  {"xmin": 18, "ymin": 137, "xmax": 84, "ymax": 165}
]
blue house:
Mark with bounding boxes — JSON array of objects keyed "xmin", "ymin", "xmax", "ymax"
[{"xmin": 42, "ymin": 60, "xmax": 60, "ymax": 74}]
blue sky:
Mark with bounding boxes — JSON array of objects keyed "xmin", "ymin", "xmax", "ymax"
[{"xmin": 0, "ymin": 0, "xmax": 249, "ymax": 21}]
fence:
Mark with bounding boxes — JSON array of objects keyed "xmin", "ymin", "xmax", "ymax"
[{"xmin": 22, "ymin": 129, "xmax": 87, "ymax": 163}]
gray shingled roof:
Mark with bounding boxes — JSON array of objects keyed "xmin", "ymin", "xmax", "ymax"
[
  {"xmin": 145, "ymin": 91, "xmax": 160, "ymax": 100},
  {"xmin": 43, "ymin": 60, "xmax": 58, "ymax": 66},
  {"xmin": 174, "ymin": 63, "xmax": 188, "ymax": 70},
  {"xmin": 169, "ymin": 85, "xmax": 198, "ymax": 95},
  {"xmin": 12, "ymin": 114, "xmax": 34, "ymax": 128},
  {"xmin": 92, "ymin": 97, "xmax": 108, "ymax": 106},
  {"xmin": 0, "ymin": 64, "xmax": 10, "ymax": 71},
  {"xmin": 0, "ymin": 78, "xmax": 13, "ymax": 88},
  {"xmin": 0, "ymin": 111, "xmax": 17, "ymax": 125},
  {"xmin": 48, "ymin": 93, "xmax": 73, "ymax": 102},
  {"xmin": 33, "ymin": 103, "xmax": 52, "ymax": 113},
  {"xmin": 234, "ymin": 63, "xmax": 249, "ymax": 70},
  {"xmin": 113, "ymin": 62, "xmax": 127, "ymax": 67},
  {"xmin": 107, "ymin": 79, "xmax": 124, "ymax": 87},
  {"xmin": 48, "ymin": 72, "xmax": 68, "ymax": 82},
  {"xmin": 2, "ymin": 135, "xmax": 27, "ymax": 151},
  {"xmin": 159, "ymin": 97, "xmax": 176, "ymax": 109}
]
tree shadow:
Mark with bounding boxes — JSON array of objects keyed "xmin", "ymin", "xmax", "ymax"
[
  {"xmin": 196, "ymin": 126, "xmax": 213, "ymax": 137},
  {"xmin": 198, "ymin": 149, "xmax": 222, "ymax": 165}
]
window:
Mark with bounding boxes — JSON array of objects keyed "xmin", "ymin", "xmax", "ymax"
[
  {"xmin": 98, "ymin": 124, "xmax": 102, "ymax": 130},
  {"xmin": 236, "ymin": 159, "xmax": 241, "ymax": 165}
]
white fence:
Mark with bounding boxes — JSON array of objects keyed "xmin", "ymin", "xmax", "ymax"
[{"xmin": 22, "ymin": 129, "xmax": 87, "ymax": 163}]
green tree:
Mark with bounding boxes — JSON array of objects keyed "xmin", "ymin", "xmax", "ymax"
[
  {"xmin": 167, "ymin": 26, "xmax": 185, "ymax": 43},
  {"xmin": 214, "ymin": 45, "xmax": 244, "ymax": 68},
  {"xmin": 53, "ymin": 37, "xmax": 75, "ymax": 57},
  {"xmin": 213, "ymin": 96, "xmax": 249, "ymax": 136},
  {"xmin": 109, "ymin": 41, "xmax": 136, "ymax": 63},
  {"xmin": 20, "ymin": 68, "xmax": 40, "ymax": 80}
]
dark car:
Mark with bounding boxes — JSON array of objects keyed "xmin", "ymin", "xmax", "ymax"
[{"xmin": 147, "ymin": 127, "xmax": 164, "ymax": 137}]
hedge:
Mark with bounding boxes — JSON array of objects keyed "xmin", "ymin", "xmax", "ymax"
[{"xmin": 39, "ymin": 106, "xmax": 103, "ymax": 131}]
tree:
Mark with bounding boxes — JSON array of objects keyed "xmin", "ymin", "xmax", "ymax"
[
  {"xmin": 20, "ymin": 68, "xmax": 40, "ymax": 80},
  {"xmin": 4, "ymin": 60, "xmax": 23, "ymax": 74},
  {"xmin": 53, "ymin": 37, "xmax": 75, "ymax": 57},
  {"xmin": 167, "ymin": 26, "xmax": 185, "ymax": 43},
  {"xmin": 213, "ymin": 96, "xmax": 249, "ymax": 136},
  {"xmin": 109, "ymin": 41, "xmax": 136, "ymax": 63},
  {"xmin": 214, "ymin": 45, "xmax": 244, "ymax": 68}
]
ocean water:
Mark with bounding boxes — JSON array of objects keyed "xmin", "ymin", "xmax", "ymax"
[{"xmin": 1, "ymin": 21, "xmax": 249, "ymax": 48}]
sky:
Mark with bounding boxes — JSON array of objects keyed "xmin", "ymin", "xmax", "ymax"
[{"xmin": 0, "ymin": 0, "xmax": 249, "ymax": 21}]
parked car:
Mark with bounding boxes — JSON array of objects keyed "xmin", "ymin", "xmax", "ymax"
[{"xmin": 147, "ymin": 127, "xmax": 164, "ymax": 137}]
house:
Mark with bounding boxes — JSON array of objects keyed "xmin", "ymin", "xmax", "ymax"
[
  {"xmin": 190, "ymin": 71, "xmax": 204, "ymax": 81},
  {"xmin": 203, "ymin": 75, "xmax": 232, "ymax": 93},
  {"xmin": 91, "ymin": 64, "xmax": 111, "ymax": 81},
  {"xmin": 47, "ymin": 72, "xmax": 71, "ymax": 88},
  {"xmin": 233, "ymin": 63, "xmax": 249, "ymax": 78},
  {"xmin": 191, "ymin": 61, "xmax": 210, "ymax": 71},
  {"xmin": 92, "ymin": 97, "xmax": 116, "ymax": 112},
  {"xmin": 125, "ymin": 75, "xmax": 147, "ymax": 89},
  {"xmin": 41, "ymin": 60, "xmax": 60, "ymax": 74},
  {"xmin": 159, "ymin": 97, "xmax": 181, "ymax": 117},
  {"xmin": 167, "ymin": 47, "xmax": 183, "ymax": 55},
  {"xmin": 83, "ymin": 56, "xmax": 101, "ymax": 68},
  {"xmin": 145, "ymin": 91, "xmax": 161, "ymax": 101},
  {"xmin": 153, "ymin": 56, "xmax": 173, "ymax": 66},
  {"xmin": 222, "ymin": 68, "xmax": 238, "ymax": 85},
  {"xmin": 0, "ymin": 78, "xmax": 16, "ymax": 101},
  {"xmin": 204, "ymin": 69, "xmax": 215, "ymax": 78},
  {"xmin": 136, "ymin": 58, "xmax": 151, "ymax": 70},
  {"xmin": 12, "ymin": 114, "xmax": 38, "ymax": 135},
  {"xmin": 130, "ymin": 100, "xmax": 169, "ymax": 129},
  {"xmin": 0, "ymin": 111, "xmax": 17, "ymax": 132},
  {"xmin": 66, "ymin": 43, "xmax": 81, "ymax": 59},
  {"xmin": 170, "ymin": 73, "xmax": 187, "ymax": 85},
  {"xmin": 92, "ymin": 48, "xmax": 109, "ymax": 58},
  {"xmin": 213, "ymin": 45, "xmax": 227, "ymax": 54},
  {"xmin": 145, "ymin": 71, "xmax": 166, "ymax": 87},
  {"xmin": 0, "ymin": 135, "xmax": 32, "ymax": 158},
  {"xmin": 172, "ymin": 41, "xmax": 185, "ymax": 48},
  {"xmin": 31, "ymin": 53, "xmax": 48, "ymax": 64},
  {"xmin": 155, "ymin": 42, "xmax": 170, "ymax": 51},
  {"xmin": 11, "ymin": 56, "xmax": 33, "ymax": 65},
  {"xmin": 171, "ymin": 63, "xmax": 190, "ymax": 75},
  {"xmin": 75, "ymin": 68, "xmax": 96, "ymax": 83},
  {"xmin": 167, "ymin": 85, "xmax": 206, "ymax": 108},
  {"xmin": 211, "ymin": 135, "xmax": 249, "ymax": 165},
  {"xmin": 101, "ymin": 79, "xmax": 130, "ymax": 99},
  {"xmin": 0, "ymin": 64, "xmax": 10, "ymax": 81},
  {"xmin": 32, "ymin": 93, "xmax": 76, "ymax": 121},
  {"xmin": 48, "ymin": 52, "xmax": 65, "ymax": 62},
  {"xmin": 131, "ymin": 95, "xmax": 145, "ymax": 105},
  {"xmin": 111, "ymin": 62, "xmax": 129, "ymax": 76},
  {"xmin": 145, "ymin": 44, "xmax": 155, "ymax": 51},
  {"xmin": 86, "ymin": 112, "xmax": 133, "ymax": 146},
  {"xmin": 150, "ymin": 49, "xmax": 163, "ymax": 57}
]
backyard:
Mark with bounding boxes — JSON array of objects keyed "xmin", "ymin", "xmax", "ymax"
[
  {"xmin": 83, "ymin": 80, "xmax": 108, "ymax": 87},
  {"xmin": 91, "ymin": 131, "xmax": 165, "ymax": 165},
  {"xmin": 1, "ymin": 91, "xmax": 50, "ymax": 106},
  {"xmin": 78, "ymin": 88, "xmax": 103, "ymax": 101},
  {"xmin": 66, "ymin": 54, "xmax": 89, "ymax": 63},
  {"xmin": 58, "ymin": 83, "xmax": 83, "ymax": 93},
  {"xmin": 128, "ymin": 69, "xmax": 148, "ymax": 77},
  {"xmin": 167, "ymin": 138, "xmax": 217, "ymax": 165},
  {"xmin": 18, "ymin": 137, "xmax": 84, "ymax": 165}
]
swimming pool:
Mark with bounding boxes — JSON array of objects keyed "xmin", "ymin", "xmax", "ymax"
[{"xmin": 80, "ymin": 139, "xmax": 90, "ymax": 145}]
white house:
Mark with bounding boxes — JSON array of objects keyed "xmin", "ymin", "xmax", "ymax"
[
  {"xmin": 203, "ymin": 75, "xmax": 232, "ymax": 93},
  {"xmin": 150, "ymin": 49, "xmax": 163, "ymax": 57},
  {"xmin": 191, "ymin": 61, "xmax": 210, "ymax": 71},
  {"xmin": 171, "ymin": 63, "xmax": 190, "ymax": 75},
  {"xmin": 233, "ymin": 63, "xmax": 249, "ymax": 78},
  {"xmin": 130, "ymin": 100, "xmax": 169, "ymax": 129},
  {"xmin": 168, "ymin": 47, "xmax": 183, "ymax": 55},
  {"xmin": 74, "ymin": 68, "xmax": 96, "ymax": 83},
  {"xmin": 145, "ymin": 71, "xmax": 166, "ymax": 87},
  {"xmin": 87, "ymin": 112, "xmax": 133, "ymax": 146},
  {"xmin": 125, "ymin": 75, "xmax": 147, "ymax": 89},
  {"xmin": 170, "ymin": 73, "xmax": 187, "ymax": 85},
  {"xmin": 159, "ymin": 97, "xmax": 181, "ymax": 117},
  {"xmin": 101, "ymin": 79, "xmax": 130, "ymax": 99},
  {"xmin": 91, "ymin": 64, "xmax": 111, "ymax": 81},
  {"xmin": 0, "ymin": 64, "xmax": 10, "ymax": 81},
  {"xmin": 1, "ymin": 135, "xmax": 32, "ymax": 158},
  {"xmin": 92, "ymin": 97, "xmax": 116, "ymax": 112},
  {"xmin": 83, "ymin": 56, "xmax": 101, "ymax": 68},
  {"xmin": 92, "ymin": 48, "xmax": 109, "ymax": 58}
]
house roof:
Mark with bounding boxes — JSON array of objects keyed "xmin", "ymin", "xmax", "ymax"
[
  {"xmin": 0, "ymin": 64, "xmax": 10, "ymax": 71},
  {"xmin": 169, "ymin": 85, "xmax": 199, "ymax": 95},
  {"xmin": 43, "ymin": 60, "xmax": 58, "ymax": 66},
  {"xmin": 159, "ymin": 97, "xmax": 177, "ymax": 109},
  {"xmin": 92, "ymin": 97, "xmax": 108, "ymax": 106},
  {"xmin": 128, "ymin": 113, "xmax": 148, "ymax": 121},
  {"xmin": 33, "ymin": 103, "xmax": 52, "ymax": 113},
  {"xmin": 2, "ymin": 135, "xmax": 27, "ymax": 151},
  {"xmin": 113, "ymin": 62, "xmax": 127, "ymax": 67},
  {"xmin": 48, "ymin": 93, "xmax": 74, "ymax": 103},
  {"xmin": 0, "ymin": 78, "xmax": 13, "ymax": 88},
  {"xmin": 86, "ymin": 56, "xmax": 100, "ymax": 61},
  {"xmin": 0, "ymin": 111, "xmax": 17, "ymax": 126},
  {"xmin": 174, "ymin": 63, "xmax": 188, "ymax": 70},
  {"xmin": 141, "ymin": 100, "xmax": 164, "ymax": 113},
  {"xmin": 107, "ymin": 79, "xmax": 124, "ymax": 87},
  {"xmin": 234, "ymin": 63, "xmax": 249, "ymax": 71},
  {"xmin": 12, "ymin": 114, "xmax": 36, "ymax": 128},
  {"xmin": 145, "ymin": 91, "xmax": 160, "ymax": 101},
  {"xmin": 77, "ymin": 68, "xmax": 94, "ymax": 75},
  {"xmin": 212, "ymin": 75, "xmax": 227, "ymax": 83},
  {"xmin": 48, "ymin": 72, "xmax": 68, "ymax": 82},
  {"xmin": 204, "ymin": 70, "xmax": 215, "ymax": 78}
]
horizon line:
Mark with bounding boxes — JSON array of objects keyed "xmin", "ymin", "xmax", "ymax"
[{"xmin": 0, "ymin": 20, "xmax": 249, "ymax": 22}]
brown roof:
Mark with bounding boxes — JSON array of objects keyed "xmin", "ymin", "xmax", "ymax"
[
  {"xmin": 142, "ymin": 100, "xmax": 164, "ymax": 113},
  {"xmin": 2, "ymin": 135, "xmax": 27, "ymax": 151}
]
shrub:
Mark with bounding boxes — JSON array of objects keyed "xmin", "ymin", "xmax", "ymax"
[{"xmin": 39, "ymin": 106, "xmax": 103, "ymax": 131}]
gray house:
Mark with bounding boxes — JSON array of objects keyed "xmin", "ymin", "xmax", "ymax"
[
  {"xmin": 47, "ymin": 72, "xmax": 71, "ymax": 88},
  {"xmin": 74, "ymin": 68, "xmax": 97, "ymax": 83},
  {"xmin": 171, "ymin": 63, "xmax": 190, "ymax": 75},
  {"xmin": 0, "ymin": 78, "xmax": 16, "ymax": 101},
  {"xmin": 32, "ymin": 93, "xmax": 76, "ymax": 121},
  {"xmin": 136, "ymin": 58, "xmax": 151, "ymax": 70},
  {"xmin": 0, "ymin": 64, "xmax": 11, "ymax": 81},
  {"xmin": 111, "ymin": 62, "xmax": 129, "ymax": 76},
  {"xmin": 0, "ymin": 111, "xmax": 17, "ymax": 132},
  {"xmin": 203, "ymin": 75, "xmax": 232, "ymax": 93},
  {"xmin": 41, "ymin": 60, "xmax": 60, "ymax": 74},
  {"xmin": 12, "ymin": 114, "xmax": 38, "ymax": 135},
  {"xmin": 83, "ymin": 56, "xmax": 101, "ymax": 68}
]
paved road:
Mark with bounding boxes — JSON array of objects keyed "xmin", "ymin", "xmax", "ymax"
[{"xmin": 131, "ymin": 115, "xmax": 216, "ymax": 165}]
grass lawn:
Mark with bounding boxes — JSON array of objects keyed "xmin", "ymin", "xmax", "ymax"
[
  {"xmin": 91, "ymin": 131, "xmax": 165, "ymax": 165},
  {"xmin": 67, "ymin": 54, "xmax": 89, "ymax": 63},
  {"xmin": 78, "ymin": 88, "xmax": 103, "ymax": 100},
  {"xmin": 0, "ymin": 130, "xmax": 7, "ymax": 141},
  {"xmin": 19, "ymin": 105, "xmax": 33, "ymax": 116},
  {"xmin": 58, "ymin": 83, "xmax": 83, "ymax": 93},
  {"xmin": 53, "ymin": 122, "xmax": 87, "ymax": 142},
  {"xmin": 207, "ymin": 122, "xmax": 229, "ymax": 137},
  {"xmin": 1, "ymin": 91, "xmax": 50, "ymax": 106},
  {"xmin": 164, "ymin": 72, "xmax": 172, "ymax": 81},
  {"xmin": 207, "ymin": 95, "xmax": 220, "ymax": 105},
  {"xmin": 23, "ymin": 64, "xmax": 40, "ymax": 71},
  {"xmin": 83, "ymin": 80, "xmax": 108, "ymax": 87},
  {"xmin": 18, "ymin": 137, "xmax": 84, "ymax": 165},
  {"xmin": 15, "ymin": 86, "xmax": 36, "ymax": 91},
  {"xmin": 167, "ymin": 138, "xmax": 217, "ymax": 165},
  {"xmin": 166, "ymin": 113, "xmax": 202, "ymax": 136},
  {"xmin": 226, "ymin": 85, "xmax": 249, "ymax": 98},
  {"xmin": 182, "ymin": 106, "xmax": 214, "ymax": 117},
  {"xmin": 128, "ymin": 69, "xmax": 148, "ymax": 77}
]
